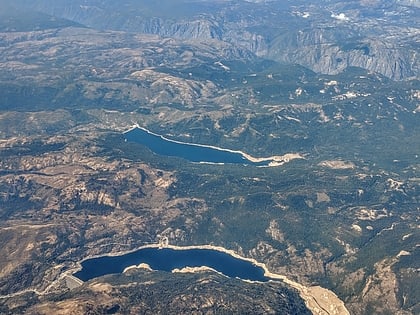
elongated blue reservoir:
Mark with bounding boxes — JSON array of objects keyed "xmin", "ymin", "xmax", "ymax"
[
  {"xmin": 74, "ymin": 247, "xmax": 269, "ymax": 282},
  {"xmin": 124, "ymin": 127, "xmax": 269, "ymax": 166}
]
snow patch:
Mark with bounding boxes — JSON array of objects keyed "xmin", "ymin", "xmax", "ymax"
[
  {"xmin": 331, "ymin": 13, "xmax": 350, "ymax": 21},
  {"xmin": 214, "ymin": 61, "xmax": 230, "ymax": 71}
]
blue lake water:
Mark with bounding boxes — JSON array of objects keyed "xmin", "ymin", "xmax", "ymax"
[
  {"xmin": 123, "ymin": 127, "xmax": 269, "ymax": 166},
  {"xmin": 73, "ymin": 247, "xmax": 270, "ymax": 282}
]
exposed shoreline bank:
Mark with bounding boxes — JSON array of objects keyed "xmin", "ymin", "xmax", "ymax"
[
  {"xmin": 72, "ymin": 243, "xmax": 349, "ymax": 315},
  {"xmin": 124, "ymin": 124, "xmax": 304, "ymax": 167}
]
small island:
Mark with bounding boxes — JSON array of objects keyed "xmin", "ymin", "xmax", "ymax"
[{"xmin": 72, "ymin": 244, "xmax": 350, "ymax": 315}]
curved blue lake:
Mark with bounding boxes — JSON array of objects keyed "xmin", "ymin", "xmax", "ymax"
[
  {"xmin": 74, "ymin": 247, "xmax": 270, "ymax": 282},
  {"xmin": 124, "ymin": 127, "xmax": 269, "ymax": 166}
]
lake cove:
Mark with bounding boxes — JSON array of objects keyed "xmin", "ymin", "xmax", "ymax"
[
  {"xmin": 74, "ymin": 246, "xmax": 269, "ymax": 282},
  {"xmin": 123, "ymin": 125, "xmax": 271, "ymax": 166},
  {"xmin": 72, "ymin": 244, "xmax": 350, "ymax": 314}
]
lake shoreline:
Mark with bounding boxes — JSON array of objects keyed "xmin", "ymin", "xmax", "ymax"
[
  {"xmin": 71, "ymin": 243, "xmax": 349, "ymax": 315},
  {"xmin": 123, "ymin": 124, "xmax": 304, "ymax": 167}
]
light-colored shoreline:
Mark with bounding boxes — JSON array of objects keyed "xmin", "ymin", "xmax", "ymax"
[
  {"xmin": 123, "ymin": 124, "xmax": 304, "ymax": 166},
  {"xmin": 123, "ymin": 263, "xmax": 153, "ymax": 273},
  {"xmin": 72, "ymin": 243, "xmax": 349, "ymax": 315}
]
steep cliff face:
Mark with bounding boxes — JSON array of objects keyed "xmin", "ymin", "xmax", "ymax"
[
  {"xmin": 1, "ymin": 2, "xmax": 419, "ymax": 314},
  {"xmin": 267, "ymin": 29, "xmax": 418, "ymax": 80},
  {"xmin": 12, "ymin": 0, "xmax": 224, "ymax": 40},
  {"xmin": 123, "ymin": 18, "xmax": 223, "ymax": 40},
  {"xmin": 10, "ymin": 0, "xmax": 419, "ymax": 80}
]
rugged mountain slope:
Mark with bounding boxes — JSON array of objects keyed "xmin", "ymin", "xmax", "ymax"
[
  {"xmin": 0, "ymin": 2, "xmax": 419, "ymax": 315},
  {"xmin": 9, "ymin": 0, "xmax": 420, "ymax": 80}
]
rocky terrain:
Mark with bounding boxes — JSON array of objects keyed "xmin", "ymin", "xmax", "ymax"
[
  {"xmin": 9, "ymin": 0, "xmax": 420, "ymax": 80},
  {"xmin": 0, "ymin": 1, "xmax": 419, "ymax": 314},
  {"xmin": 25, "ymin": 271, "xmax": 311, "ymax": 315}
]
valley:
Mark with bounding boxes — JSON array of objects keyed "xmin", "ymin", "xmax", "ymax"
[{"xmin": 0, "ymin": 1, "xmax": 419, "ymax": 314}]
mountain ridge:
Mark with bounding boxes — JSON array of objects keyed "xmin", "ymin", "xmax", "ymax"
[{"xmin": 8, "ymin": 0, "xmax": 419, "ymax": 80}]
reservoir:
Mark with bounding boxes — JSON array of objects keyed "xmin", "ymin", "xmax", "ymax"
[
  {"xmin": 123, "ymin": 126, "xmax": 270, "ymax": 166},
  {"xmin": 74, "ymin": 247, "xmax": 270, "ymax": 282}
]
